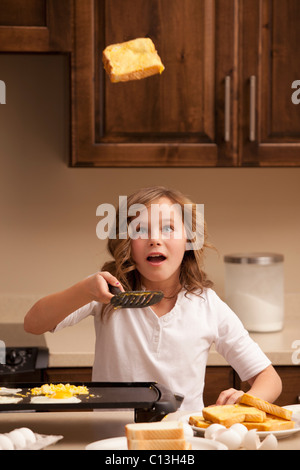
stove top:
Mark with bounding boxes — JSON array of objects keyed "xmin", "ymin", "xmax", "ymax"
[
  {"xmin": 0, "ymin": 347, "xmax": 49, "ymax": 375},
  {"xmin": 0, "ymin": 323, "xmax": 49, "ymax": 375}
]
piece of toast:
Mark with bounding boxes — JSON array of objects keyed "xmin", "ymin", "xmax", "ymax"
[
  {"xmin": 243, "ymin": 415, "xmax": 295, "ymax": 431},
  {"xmin": 202, "ymin": 404, "xmax": 266, "ymax": 427},
  {"xmin": 103, "ymin": 37, "xmax": 164, "ymax": 83},
  {"xmin": 239, "ymin": 393, "xmax": 292, "ymax": 421},
  {"xmin": 188, "ymin": 415, "xmax": 212, "ymax": 429}
]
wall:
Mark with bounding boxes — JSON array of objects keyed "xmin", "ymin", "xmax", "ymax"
[{"xmin": 0, "ymin": 54, "xmax": 300, "ymax": 322}]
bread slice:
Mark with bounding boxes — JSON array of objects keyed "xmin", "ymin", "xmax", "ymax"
[
  {"xmin": 189, "ymin": 415, "xmax": 212, "ymax": 429},
  {"xmin": 103, "ymin": 37, "xmax": 165, "ymax": 83},
  {"xmin": 125, "ymin": 421, "xmax": 184, "ymax": 441},
  {"xmin": 127, "ymin": 438, "xmax": 190, "ymax": 450},
  {"xmin": 239, "ymin": 393, "xmax": 292, "ymax": 421},
  {"xmin": 243, "ymin": 415, "xmax": 295, "ymax": 431},
  {"xmin": 202, "ymin": 404, "xmax": 266, "ymax": 427}
]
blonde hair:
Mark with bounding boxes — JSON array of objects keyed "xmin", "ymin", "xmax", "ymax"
[{"xmin": 101, "ymin": 186, "xmax": 214, "ymax": 318}]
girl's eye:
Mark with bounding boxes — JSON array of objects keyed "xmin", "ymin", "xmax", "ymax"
[
  {"xmin": 162, "ymin": 225, "xmax": 174, "ymax": 233},
  {"xmin": 138, "ymin": 226, "xmax": 148, "ymax": 234}
]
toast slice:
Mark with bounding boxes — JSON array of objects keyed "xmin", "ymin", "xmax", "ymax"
[
  {"xmin": 243, "ymin": 415, "xmax": 295, "ymax": 431},
  {"xmin": 239, "ymin": 393, "xmax": 292, "ymax": 421},
  {"xmin": 127, "ymin": 438, "xmax": 190, "ymax": 450},
  {"xmin": 189, "ymin": 415, "xmax": 212, "ymax": 429},
  {"xmin": 103, "ymin": 37, "xmax": 165, "ymax": 83},
  {"xmin": 202, "ymin": 404, "xmax": 266, "ymax": 427}
]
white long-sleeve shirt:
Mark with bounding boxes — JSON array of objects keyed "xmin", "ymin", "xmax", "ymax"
[{"xmin": 53, "ymin": 288, "xmax": 271, "ymax": 410}]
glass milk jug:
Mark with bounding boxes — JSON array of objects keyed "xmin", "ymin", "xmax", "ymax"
[{"xmin": 224, "ymin": 253, "xmax": 284, "ymax": 332}]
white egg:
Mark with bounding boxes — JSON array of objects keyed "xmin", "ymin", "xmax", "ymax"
[
  {"xmin": 230, "ymin": 423, "xmax": 248, "ymax": 440},
  {"xmin": 243, "ymin": 429, "xmax": 260, "ymax": 450},
  {"xmin": 204, "ymin": 423, "xmax": 226, "ymax": 440},
  {"xmin": 17, "ymin": 427, "xmax": 36, "ymax": 445},
  {"xmin": 259, "ymin": 433, "xmax": 278, "ymax": 450},
  {"xmin": 8, "ymin": 429, "xmax": 27, "ymax": 449},
  {"xmin": 0, "ymin": 434, "xmax": 14, "ymax": 450},
  {"xmin": 213, "ymin": 428, "xmax": 242, "ymax": 450}
]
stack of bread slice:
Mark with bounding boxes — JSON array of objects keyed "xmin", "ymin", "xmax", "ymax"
[
  {"xmin": 189, "ymin": 393, "xmax": 295, "ymax": 432},
  {"xmin": 103, "ymin": 37, "xmax": 165, "ymax": 83},
  {"xmin": 125, "ymin": 421, "xmax": 191, "ymax": 450}
]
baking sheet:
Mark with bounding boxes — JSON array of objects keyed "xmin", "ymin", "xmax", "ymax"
[{"xmin": 0, "ymin": 381, "xmax": 160, "ymax": 412}]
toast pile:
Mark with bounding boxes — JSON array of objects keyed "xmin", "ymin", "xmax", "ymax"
[
  {"xmin": 125, "ymin": 421, "xmax": 191, "ymax": 450},
  {"xmin": 189, "ymin": 393, "xmax": 295, "ymax": 432},
  {"xmin": 103, "ymin": 37, "xmax": 165, "ymax": 83}
]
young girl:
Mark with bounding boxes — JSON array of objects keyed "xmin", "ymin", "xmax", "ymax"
[{"xmin": 24, "ymin": 186, "xmax": 282, "ymax": 410}]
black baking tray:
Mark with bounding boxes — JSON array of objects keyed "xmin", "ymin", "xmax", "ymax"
[{"xmin": 0, "ymin": 381, "xmax": 184, "ymax": 422}]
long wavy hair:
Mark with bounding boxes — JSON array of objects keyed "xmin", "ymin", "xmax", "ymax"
[{"xmin": 101, "ymin": 186, "xmax": 214, "ymax": 319}]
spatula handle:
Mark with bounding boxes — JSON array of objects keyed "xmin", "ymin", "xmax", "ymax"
[{"xmin": 108, "ymin": 284, "xmax": 122, "ymax": 296}]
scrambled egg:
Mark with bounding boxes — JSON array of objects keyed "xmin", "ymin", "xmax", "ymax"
[{"xmin": 30, "ymin": 383, "xmax": 89, "ymax": 398}]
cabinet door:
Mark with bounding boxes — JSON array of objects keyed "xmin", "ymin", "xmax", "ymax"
[
  {"xmin": 71, "ymin": 0, "xmax": 237, "ymax": 167},
  {"xmin": 45, "ymin": 368, "xmax": 93, "ymax": 383},
  {"xmin": 239, "ymin": 0, "xmax": 300, "ymax": 166},
  {"xmin": 0, "ymin": 0, "xmax": 72, "ymax": 52},
  {"xmin": 203, "ymin": 367, "xmax": 234, "ymax": 406}
]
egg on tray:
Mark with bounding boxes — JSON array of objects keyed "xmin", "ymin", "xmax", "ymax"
[
  {"xmin": 0, "ymin": 396, "xmax": 23, "ymax": 404},
  {"xmin": 29, "ymin": 383, "xmax": 89, "ymax": 404},
  {"xmin": 0, "ymin": 387, "xmax": 22, "ymax": 395},
  {"xmin": 0, "ymin": 427, "xmax": 37, "ymax": 450}
]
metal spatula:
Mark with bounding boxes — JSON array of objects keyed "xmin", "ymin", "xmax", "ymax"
[{"xmin": 109, "ymin": 285, "xmax": 164, "ymax": 308}]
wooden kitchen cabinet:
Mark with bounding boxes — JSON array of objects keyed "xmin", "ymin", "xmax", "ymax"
[
  {"xmin": 71, "ymin": 0, "xmax": 237, "ymax": 167},
  {"xmin": 239, "ymin": 0, "xmax": 300, "ymax": 166},
  {"xmin": 2, "ymin": 0, "xmax": 299, "ymax": 166},
  {"xmin": 203, "ymin": 366, "xmax": 234, "ymax": 406},
  {"xmin": 71, "ymin": 0, "xmax": 300, "ymax": 167},
  {"xmin": 0, "ymin": 0, "xmax": 72, "ymax": 52},
  {"xmin": 45, "ymin": 367, "xmax": 92, "ymax": 383}
]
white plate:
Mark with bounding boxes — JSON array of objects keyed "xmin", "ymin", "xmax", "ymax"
[
  {"xmin": 85, "ymin": 436, "xmax": 227, "ymax": 450},
  {"xmin": 181, "ymin": 406, "xmax": 300, "ymax": 440}
]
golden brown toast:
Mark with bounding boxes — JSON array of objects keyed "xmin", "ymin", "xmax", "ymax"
[
  {"xmin": 202, "ymin": 404, "xmax": 266, "ymax": 427},
  {"xmin": 103, "ymin": 37, "xmax": 164, "ymax": 83},
  {"xmin": 243, "ymin": 415, "xmax": 295, "ymax": 431},
  {"xmin": 239, "ymin": 393, "xmax": 292, "ymax": 421},
  {"xmin": 188, "ymin": 415, "xmax": 212, "ymax": 428}
]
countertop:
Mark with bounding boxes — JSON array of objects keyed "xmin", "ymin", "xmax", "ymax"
[
  {"xmin": 0, "ymin": 410, "xmax": 299, "ymax": 450},
  {"xmin": 1, "ymin": 294, "xmax": 300, "ymax": 367}
]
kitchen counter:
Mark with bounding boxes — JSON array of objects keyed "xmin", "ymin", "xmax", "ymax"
[
  {"xmin": 35, "ymin": 306, "xmax": 300, "ymax": 367},
  {"xmin": 1, "ymin": 294, "xmax": 300, "ymax": 367},
  {"xmin": 0, "ymin": 410, "xmax": 299, "ymax": 450}
]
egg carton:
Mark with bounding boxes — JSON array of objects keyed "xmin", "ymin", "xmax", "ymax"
[{"xmin": 0, "ymin": 428, "xmax": 63, "ymax": 450}]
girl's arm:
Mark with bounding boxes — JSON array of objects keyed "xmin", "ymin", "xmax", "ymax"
[
  {"xmin": 215, "ymin": 364, "xmax": 282, "ymax": 405},
  {"xmin": 24, "ymin": 272, "xmax": 122, "ymax": 335}
]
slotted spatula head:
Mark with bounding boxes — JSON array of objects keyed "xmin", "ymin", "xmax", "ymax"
[{"xmin": 109, "ymin": 285, "xmax": 164, "ymax": 309}]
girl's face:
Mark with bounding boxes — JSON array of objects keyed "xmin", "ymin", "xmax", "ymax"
[{"xmin": 130, "ymin": 197, "xmax": 187, "ymax": 289}]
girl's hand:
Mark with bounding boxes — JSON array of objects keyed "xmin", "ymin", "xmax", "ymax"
[
  {"xmin": 215, "ymin": 388, "xmax": 244, "ymax": 405},
  {"xmin": 88, "ymin": 271, "xmax": 124, "ymax": 304}
]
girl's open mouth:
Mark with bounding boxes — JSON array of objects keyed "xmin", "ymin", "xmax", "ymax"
[{"xmin": 146, "ymin": 254, "xmax": 167, "ymax": 265}]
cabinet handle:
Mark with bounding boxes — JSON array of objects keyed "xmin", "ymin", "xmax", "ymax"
[
  {"xmin": 224, "ymin": 76, "xmax": 231, "ymax": 142},
  {"xmin": 249, "ymin": 75, "xmax": 256, "ymax": 142}
]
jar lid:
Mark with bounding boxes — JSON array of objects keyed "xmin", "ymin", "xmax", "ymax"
[{"xmin": 224, "ymin": 253, "xmax": 284, "ymax": 265}]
